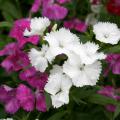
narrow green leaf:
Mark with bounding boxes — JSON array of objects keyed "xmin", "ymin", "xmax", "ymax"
[
  {"xmin": 47, "ymin": 111, "xmax": 67, "ymax": 120},
  {"xmin": 0, "ymin": 21, "xmax": 12, "ymax": 28},
  {"xmin": 45, "ymin": 92, "xmax": 52, "ymax": 110},
  {"xmin": 87, "ymin": 94, "xmax": 118, "ymax": 106},
  {"xmin": 113, "ymin": 105, "xmax": 120, "ymax": 119}
]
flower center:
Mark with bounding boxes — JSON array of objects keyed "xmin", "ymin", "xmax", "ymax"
[
  {"xmin": 104, "ymin": 34, "xmax": 109, "ymax": 38},
  {"xmin": 79, "ymin": 64, "xmax": 85, "ymax": 71}
]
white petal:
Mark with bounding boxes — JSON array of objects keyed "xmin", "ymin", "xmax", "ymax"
[
  {"xmin": 45, "ymin": 74, "xmax": 61, "ymax": 95},
  {"xmin": 61, "ymin": 74, "xmax": 72, "ymax": 91},
  {"xmin": 33, "ymin": 57, "xmax": 48, "ymax": 72},
  {"xmin": 63, "ymin": 61, "xmax": 80, "ymax": 79},
  {"xmin": 51, "ymin": 91, "xmax": 69, "ymax": 108}
]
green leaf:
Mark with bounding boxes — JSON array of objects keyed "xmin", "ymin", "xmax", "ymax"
[
  {"xmin": 113, "ymin": 105, "xmax": 120, "ymax": 119},
  {"xmin": 87, "ymin": 94, "xmax": 118, "ymax": 106},
  {"xmin": 0, "ymin": 21, "xmax": 12, "ymax": 28},
  {"xmin": 45, "ymin": 92, "xmax": 52, "ymax": 110},
  {"xmin": 47, "ymin": 111, "xmax": 67, "ymax": 120},
  {"xmin": 103, "ymin": 45, "xmax": 120, "ymax": 53}
]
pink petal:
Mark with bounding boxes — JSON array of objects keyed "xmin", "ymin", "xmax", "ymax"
[
  {"xmin": 31, "ymin": 0, "xmax": 42, "ymax": 13},
  {"xmin": 19, "ymin": 67, "xmax": 48, "ymax": 90},
  {"xmin": 0, "ymin": 43, "xmax": 18, "ymax": 56},
  {"xmin": 1, "ymin": 50, "xmax": 30, "ymax": 72},
  {"xmin": 5, "ymin": 98, "xmax": 20, "ymax": 114},
  {"xmin": 35, "ymin": 91, "xmax": 47, "ymax": 112},
  {"xmin": 16, "ymin": 84, "xmax": 35, "ymax": 111}
]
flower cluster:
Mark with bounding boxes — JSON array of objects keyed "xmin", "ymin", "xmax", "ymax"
[
  {"xmin": 26, "ymin": 17, "xmax": 106, "ymax": 108},
  {"xmin": 0, "ymin": 0, "xmax": 120, "ymax": 119}
]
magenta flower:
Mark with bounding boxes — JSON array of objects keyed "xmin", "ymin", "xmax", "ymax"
[
  {"xmin": 16, "ymin": 84, "xmax": 35, "ymax": 111},
  {"xmin": 0, "ymin": 86, "xmax": 20, "ymax": 114},
  {"xmin": 0, "ymin": 43, "xmax": 18, "ymax": 56},
  {"xmin": 19, "ymin": 68, "xmax": 48, "ymax": 112},
  {"xmin": 98, "ymin": 86, "xmax": 117, "ymax": 99},
  {"xmin": 16, "ymin": 84, "xmax": 47, "ymax": 112},
  {"xmin": 106, "ymin": 105, "xmax": 116, "ymax": 112},
  {"xmin": 19, "ymin": 67, "xmax": 48, "ymax": 90},
  {"xmin": 42, "ymin": 3, "xmax": 68, "ymax": 20},
  {"xmin": 0, "ymin": 84, "xmax": 47, "ymax": 114},
  {"xmin": 9, "ymin": 19, "xmax": 39, "ymax": 48},
  {"xmin": 1, "ymin": 50, "xmax": 30, "ymax": 72},
  {"xmin": 31, "ymin": 0, "xmax": 42, "ymax": 13},
  {"xmin": 98, "ymin": 86, "xmax": 120, "ymax": 112},
  {"xmin": 105, "ymin": 54, "xmax": 120, "ymax": 75},
  {"xmin": 64, "ymin": 19, "xmax": 88, "ymax": 32},
  {"xmin": 56, "ymin": 0, "xmax": 71, "ymax": 4}
]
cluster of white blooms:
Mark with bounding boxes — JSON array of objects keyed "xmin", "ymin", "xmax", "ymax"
[
  {"xmin": 93, "ymin": 22, "xmax": 120, "ymax": 44},
  {"xmin": 26, "ymin": 17, "xmax": 106, "ymax": 108}
]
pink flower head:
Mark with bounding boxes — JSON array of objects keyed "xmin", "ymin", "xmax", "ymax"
[
  {"xmin": 31, "ymin": 0, "xmax": 42, "ymax": 13},
  {"xmin": 1, "ymin": 50, "xmax": 30, "ymax": 72},
  {"xmin": 104, "ymin": 54, "xmax": 120, "ymax": 75},
  {"xmin": 16, "ymin": 84, "xmax": 35, "ymax": 111},
  {"xmin": 64, "ymin": 19, "xmax": 88, "ymax": 32},
  {"xmin": 106, "ymin": 105, "xmax": 116, "ymax": 112},
  {"xmin": 98, "ymin": 86, "xmax": 117, "ymax": 99},
  {"xmin": 19, "ymin": 67, "xmax": 48, "ymax": 90},
  {"xmin": 42, "ymin": 3, "xmax": 68, "ymax": 20},
  {"xmin": 56, "ymin": 0, "xmax": 71, "ymax": 4},
  {"xmin": 0, "ymin": 86, "xmax": 20, "ymax": 114},
  {"xmin": 98, "ymin": 86, "xmax": 120, "ymax": 112},
  {"xmin": 9, "ymin": 19, "xmax": 39, "ymax": 48},
  {"xmin": 0, "ymin": 43, "xmax": 18, "ymax": 56}
]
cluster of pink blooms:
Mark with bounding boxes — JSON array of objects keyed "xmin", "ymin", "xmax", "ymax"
[{"xmin": 0, "ymin": 18, "xmax": 48, "ymax": 114}]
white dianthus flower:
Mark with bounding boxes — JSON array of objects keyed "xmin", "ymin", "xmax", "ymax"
[
  {"xmin": 45, "ymin": 65, "xmax": 72, "ymax": 108},
  {"xmin": 68, "ymin": 42, "xmax": 106, "ymax": 65},
  {"xmin": 24, "ymin": 17, "xmax": 50, "ymax": 36},
  {"xmin": 44, "ymin": 28, "xmax": 80, "ymax": 60},
  {"xmin": 93, "ymin": 22, "xmax": 120, "ymax": 44},
  {"xmin": 63, "ymin": 57, "xmax": 102, "ymax": 87},
  {"xmin": 28, "ymin": 45, "xmax": 49, "ymax": 72}
]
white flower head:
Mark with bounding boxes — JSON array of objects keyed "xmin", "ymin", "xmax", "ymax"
[
  {"xmin": 68, "ymin": 42, "xmax": 106, "ymax": 65},
  {"xmin": 44, "ymin": 28, "xmax": 80, "ymax": 60},
  {"xmin": 63, "ymin": 58, "xmax": 102, "ymax": 87},
  {"xmin": 45, "ymin": 65, "xmax": 72, "ymax": 108},
  {"xmin": 24, "ymin": 17, "xmax": 51, "ymax": 36},
  {"xmin": 28, "ymin": 45, "xmax": 49, "ymax": 72},
  {"xmin": 93, "ymin": 22, "xmax": 120, "ymax": 44}
]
